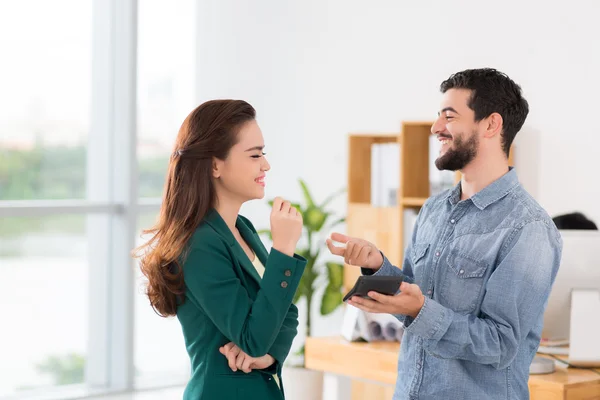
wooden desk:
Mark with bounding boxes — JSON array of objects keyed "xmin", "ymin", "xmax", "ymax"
[{"xmin": 305, "ymin": 336, "xmax": 600, "ymax": 400}]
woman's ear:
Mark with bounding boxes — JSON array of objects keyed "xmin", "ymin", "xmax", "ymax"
[{"xmin": 212, "ymin": 157, "xmax": 222, "ymax": 179}]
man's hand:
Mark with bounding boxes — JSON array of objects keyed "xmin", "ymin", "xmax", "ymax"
[
  {"xmin": 219, "ymin": 342, "xmax": 275, "ymax": 373},
  {"xmin": 348, "ymin": 281, "xmax": 425, "ymax": 318},
  {"xmin": 326, "ymin": 232, "xmax": 384, "ymax": 270}
]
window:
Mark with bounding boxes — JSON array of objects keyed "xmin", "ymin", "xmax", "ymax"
[
  {"xmin": 0, "ymin": 0, "xmax": 91, "ymax": 201},
  {"xmin": 0, "ymin": 216, "xmax": 88, "ymax": 396},
  {"xmin": 0, "ymin": 0, "xmax": 92, "ymax": 396}
]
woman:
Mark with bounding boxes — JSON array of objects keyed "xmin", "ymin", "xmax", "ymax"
[{"xmin": 134, "ymin": 99, "xmax": 306, "ymax": 400}]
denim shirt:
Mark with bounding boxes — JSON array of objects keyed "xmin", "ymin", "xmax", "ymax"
[{"xmin": 368, "ymin": 168, "xmax": 562, "ymax": 400}]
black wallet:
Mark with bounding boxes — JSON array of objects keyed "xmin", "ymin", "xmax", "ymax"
[{"xmin": 343, "ymin": 275, "xmax": 404, "ymax": 302}]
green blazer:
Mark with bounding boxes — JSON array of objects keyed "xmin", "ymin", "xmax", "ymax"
[{"xmin": 176, "ymin": 208, "xmax": 307, "ymax": 400}]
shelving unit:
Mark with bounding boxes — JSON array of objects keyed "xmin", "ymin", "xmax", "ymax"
[{"xmin": 343, "ymin": 121, "xmax": 514, "ymax": 292}]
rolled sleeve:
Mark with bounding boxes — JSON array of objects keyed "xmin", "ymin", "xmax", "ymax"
[{"xmin": 404, "ymin": 297, "xmax": 451, "ymax": 341}]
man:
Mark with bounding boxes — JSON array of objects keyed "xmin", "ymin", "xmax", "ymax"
[{"xmin": 327, "ymin": 68, "xmax": 562, "ymax": 400}]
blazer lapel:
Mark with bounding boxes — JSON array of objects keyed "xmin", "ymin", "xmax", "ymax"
[
  {"xmin": 204, "ymin": 208, "xmax": 262, "ymax": 285},
  {"xmin": 236, "ymin": 217, "xmax": 269, "ymax": 267}
]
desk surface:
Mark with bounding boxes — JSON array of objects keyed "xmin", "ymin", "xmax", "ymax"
[{"xmin": 305, "ymin": 336, "xmax": 600, "ymax": 400}]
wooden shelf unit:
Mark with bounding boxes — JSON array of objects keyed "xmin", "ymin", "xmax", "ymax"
[
  {"xmin": 345, "ymin": 122, "xmax": 432, "ymax": 291},
  {"xmin": 344, "ymin": 122, "xmax": 514, "ymax": 292}
]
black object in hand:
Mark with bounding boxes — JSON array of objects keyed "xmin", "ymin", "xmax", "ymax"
[{"xmin": 343, "ymin": 275, "xmax": 404, "ymax": 302}]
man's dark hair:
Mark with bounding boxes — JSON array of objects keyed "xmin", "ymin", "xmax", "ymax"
[{"xmin": 440, "ymin": 68, "xmax": 529, "ymax": 157}]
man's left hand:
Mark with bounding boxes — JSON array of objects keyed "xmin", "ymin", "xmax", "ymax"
[{"xmin": 348, "ymin": 281, "xmax": 425, "ymax": 318}]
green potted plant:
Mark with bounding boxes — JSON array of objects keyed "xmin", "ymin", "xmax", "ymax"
[{"xmin": 257, "ymin": 179, "xmax": 346, "ymax": 399}]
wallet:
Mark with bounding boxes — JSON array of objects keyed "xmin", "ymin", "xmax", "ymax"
[{"xmin": 343, "ymin": 275, "xmax": 404, "ymax": 302}]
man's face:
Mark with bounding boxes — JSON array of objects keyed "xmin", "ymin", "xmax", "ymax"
[{"xmin": 431, "ymin": 88, "xmax": 480, "ymax": 171}]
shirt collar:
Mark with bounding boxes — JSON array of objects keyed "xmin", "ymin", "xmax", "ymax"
[{"xmin": 447, "ymin": 167, "xmax": 519, "ymax": 210}]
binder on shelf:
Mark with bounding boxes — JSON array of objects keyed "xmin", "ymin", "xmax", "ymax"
[{"xmin": 370, "ymin": 142, "xmax": 400, "ymax": 207}]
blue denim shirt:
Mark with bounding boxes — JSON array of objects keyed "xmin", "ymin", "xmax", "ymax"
[{"xmin": 367, "ymin": 168, "xmax": 562, "ymax": 400}]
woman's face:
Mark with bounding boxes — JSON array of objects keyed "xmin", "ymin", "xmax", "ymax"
[{"xmin": 212, "ymin": 119, "xmax": 271, "ymax": 204}]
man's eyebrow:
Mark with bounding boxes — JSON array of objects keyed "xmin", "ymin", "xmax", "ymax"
[
  {"xmin": 244, "ymin": 145, "xmax": 265, "ymax": 152},
  {"xmin": 437, "ymin": 107, "xmax": 459, "ymax": 116}
]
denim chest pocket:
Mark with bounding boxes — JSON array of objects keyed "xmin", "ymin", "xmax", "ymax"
[
  {"xmin": 412, "ymin": 243, "xmax": 429, "ymax": 263},
  {"xmin": 411, "ymin": 243, "xmax": 430, "ymax": 283},
  {"xmin": 440, "ymin": 250, "xmax": 489, "ymax": 314}
]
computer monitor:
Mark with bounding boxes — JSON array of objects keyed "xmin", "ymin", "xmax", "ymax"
[
  {"xmin": 541, "ymin": 230, "xmax": 600, "ymax": 341},
  {"xmin": 536, "ymin": 229, "xmax": 600, "ymax": 369}
]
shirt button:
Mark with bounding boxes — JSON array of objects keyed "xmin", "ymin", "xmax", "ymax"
[
  {"xmin": 459, "ymin": 269, "xmax": 464, "ymax": 274},
  {"xmin": 450, "ymin": 219, "xmax": 455, "ymax": 224},
  {"xmin": 427, "ymin": 290, "xmax": 432, "ymax": 295},
  {"xmin": 281, "ymin": 281, "xmax": 288, "ymax": 288},
  {"xmin": 416, "ymin": 363, "xmax": 422, "ymax": 370},
  {"xmin": 284, "ymin": 270, "xmax": 292, "ymax": 277},
  {"xmin": 435, "ymin": 251, "xmax": 440, "ymax": 257}
]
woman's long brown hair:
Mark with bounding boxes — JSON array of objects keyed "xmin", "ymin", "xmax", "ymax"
[{"xmin": 133, "ymin": 100, "xmax": 256, "ymax": 317}]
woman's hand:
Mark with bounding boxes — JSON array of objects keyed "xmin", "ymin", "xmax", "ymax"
[
  {"xmin": 270, "ymin": 197, "xmax": 303, "ymax": 256},
  {"xmin": 219, "ymin": 342, "xmax": 275, "ymax": 373}
]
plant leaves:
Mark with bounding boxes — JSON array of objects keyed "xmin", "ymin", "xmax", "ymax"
[
  {"xmin": 293, "ymin": 281, "xmax": 307, "ymax": 303},
  {"xmin": 320, "ymin": 287, "xmax": 343, "ymax": 315},
  {"xmin": 320, "ymin": 263, "xmax": 344, "ymax": 315},
  {"xmin": 325, "ymin": 262, "xmax": 344, "ymax": 290},
  {"xmin": 293, "ymin": 254, "xmax": 311, "ymax": 304},
  {"xmin": 296, "ymin": 248, "xmax": 311, "ymax": 260},
  {"xmin": 298, "ymin": 178, "xmax": 315, "ymax": 207},
  {"xmin": 303, "ymin": 205, "xmax": 329, "ymax": 232}
]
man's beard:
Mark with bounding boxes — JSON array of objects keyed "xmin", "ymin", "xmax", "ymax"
[{"xmin": 434, "ymin": 131, "xmax": 478, "ymax": 171}]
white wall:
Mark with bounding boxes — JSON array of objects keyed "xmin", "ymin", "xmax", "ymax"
[{"xmin": 195, "ymin": 0, "xmax": 600, "ymax": 339}]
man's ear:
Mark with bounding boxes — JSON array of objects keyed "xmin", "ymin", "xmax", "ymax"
[
  {"xmin": 483, "ymin": 112, "xmax": 503, "ymax": 139},
  {"xmin": 212, "ymin": 157, "xmax": 222, "ymax": 179}
]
